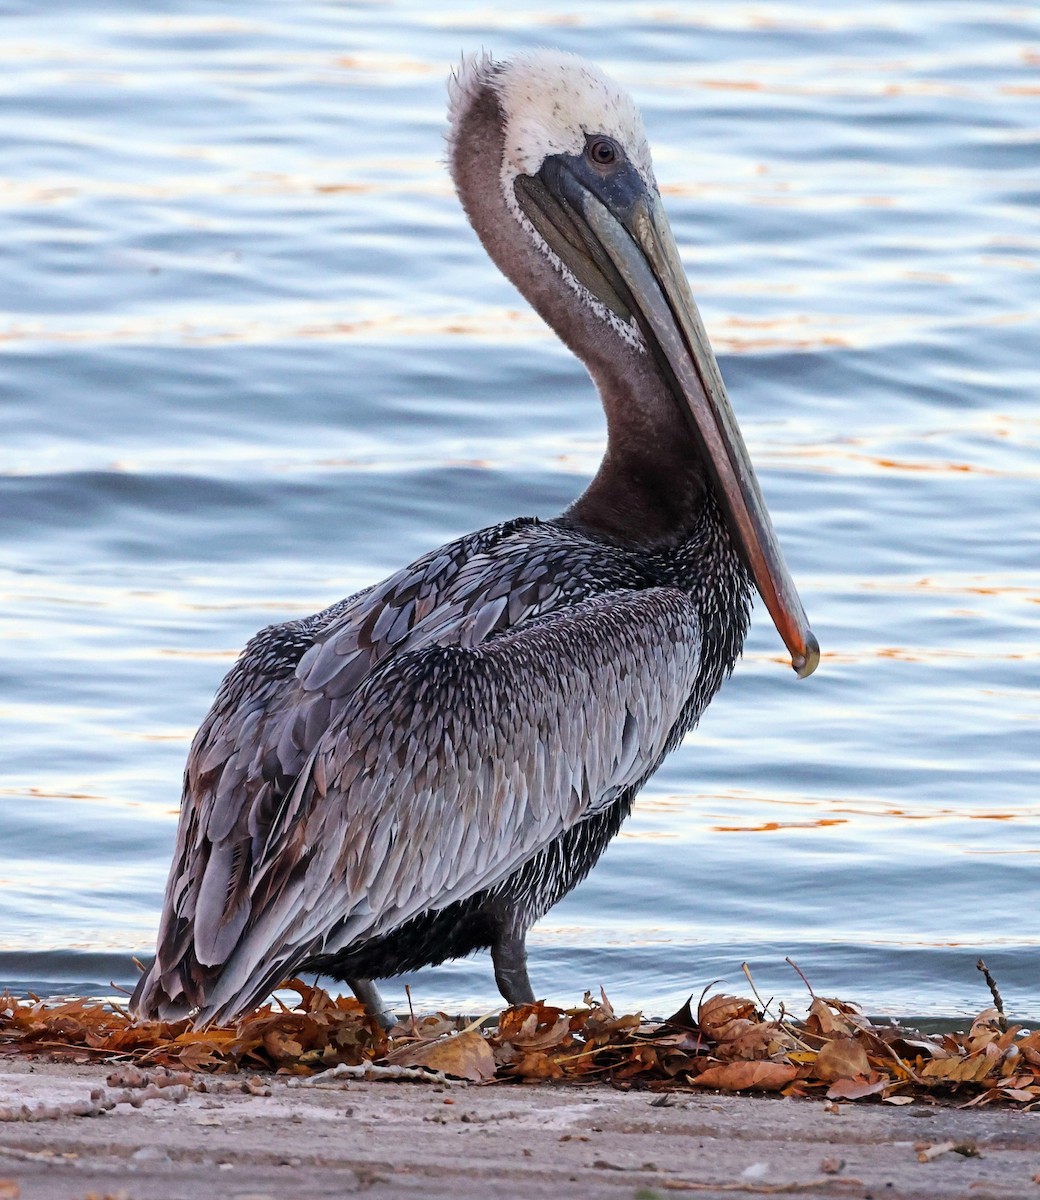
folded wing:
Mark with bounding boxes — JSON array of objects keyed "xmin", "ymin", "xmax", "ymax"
[{"xmin": 133, "ymin": 522, "xmax": 702, "ymax": 1025}]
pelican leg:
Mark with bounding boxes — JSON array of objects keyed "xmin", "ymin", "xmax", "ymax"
[
  {"xmin": 492, "ymin": 932, "xmax": 536, "ymax": 1006},
  {"xmin": 346, "ymin": 976, "xmax": 396, "ymax": 1029}
]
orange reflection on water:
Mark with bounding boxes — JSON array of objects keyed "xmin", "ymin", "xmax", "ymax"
[
  {"xmin": 873, "ymin": 455, "xmax": 975, "ymax": 473},
  {"xmin": 860, "ymin": 576, "xmax": 1040, "ymax": 604},
  {"xmin": 710, "ymin": 818, "xmax": 849, "ymax": 833},
  {"xmin": 6, "ymin": 295, "xmax": 997, "ymax": 359},
  {"xmin": 0, "ymin": 786, "xmax": 105, "ymax": 802},
  {"xmin": 0, "ymin": 174, "xmax": 391, "ymax": 207},
  {"xmin": 699, "ymin": 78, "xmax": 763, "ymax": 92},
  {"xmin": 963, "ymin": 848, "xmax": 1039, "ymax": 856},
  {"xmin": 641, "ymin": 788, "xmax": 1040, "ymax": 829},
  {"xmin": 875, "ymin": 644, "xmax": 1040, "ymax": 664},
  {"xmin": 753, "ymin": 642, "xmax": 1040, "ymax": 669},
  {"xmin": 766, "ymin": 435, "xmax": 1039, "ymax": 482},
  {"xmin": 334, "ymin": 53, "xmax": 438, "ymax": 77}
]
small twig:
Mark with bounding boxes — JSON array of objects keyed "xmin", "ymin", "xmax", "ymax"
[
  {"xmin": 14, "ymin": 1041, "xmax": 116, "ymax": 1056},
  {"xmin": 109, "ymin": 980, "xmax": 133, "ymax": 997},
  {"xmin": 549, "ymin": 1045, "xmax": 609, "ymax": 1065},
  {"xmin": 697, "ymin": 978, "xmax": 723, "ymax": 1014},
  {"xmin": 131, "ymin": 955, "xmax": 146, "ymax": 974},
  {"xmin": 288, "ymin": 1061, "xmax": 467, "ymax": 1087},
  {"xmin": 785, "ymin": 957, "xmax": 817, "ymax": 999},
  {"xmin": 405, "ymin": 983, "xmax": 417, "ymax": 1034},
  {"xmin": 864, "ymin": 1030, "xmax": 924, "ymax": 1085},
  {"xmin": 976, "ymin": 959, "xmax": 1007, "ymax": 1032},
  {"xmin": 742, "ymin": 962, "xmax": 814, "ymax": 1053},
  {"xmin": 740, "ymin": 963, "xmax": 776, "ymax": 1021},
  {"xmin": 460, "ymin": 1009, "xmax": 498, "ymax": 1035}
]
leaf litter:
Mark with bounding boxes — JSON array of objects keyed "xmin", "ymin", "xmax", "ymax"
[{"xmin": 2, "ymin": 961, "xmax": 1038, "ymax": 1108}]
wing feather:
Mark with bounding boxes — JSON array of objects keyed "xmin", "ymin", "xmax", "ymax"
[
  {"xmin": 132, "ymin": 520, "xmax": 669, "ymax": 1021},
  {"xmin": 191, "ymin": 586, "xmax": 700, "ymax": 1023}
]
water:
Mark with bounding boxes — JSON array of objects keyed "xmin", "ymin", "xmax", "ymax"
[{"xmin": 1, "ymin": 1, "xmax": 1037, "ymax": 1025}]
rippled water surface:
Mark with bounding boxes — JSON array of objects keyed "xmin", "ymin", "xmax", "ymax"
[{"xmin": 2, "ymin": 1, "xmax": 1038, "ymax": 1022}]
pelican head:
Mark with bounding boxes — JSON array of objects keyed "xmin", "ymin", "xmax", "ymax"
[{"xmin": 448, "ymin": 49, "xmax": 818, "ymax": 677}]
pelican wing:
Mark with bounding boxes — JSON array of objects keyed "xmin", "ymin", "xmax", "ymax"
[
  {"xmin": 191, "ymin": 585, "xmax": 700, "ymax": 1023},
  {"xmin": 135, "ymin": 520, "xmax": 666, "ymax": 1019}
]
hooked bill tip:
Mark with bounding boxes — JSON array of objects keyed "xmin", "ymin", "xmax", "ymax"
[{"xmin": 792, "ymin": 631, "xmax": 821, "ymax": 679}]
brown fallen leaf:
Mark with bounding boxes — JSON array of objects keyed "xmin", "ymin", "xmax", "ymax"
[
  {"xmin": 511, "ymin": 1049, "xmax": 565, "ymax": 1080},
  {"xmin": 2, "ymin": 974, "xmax": 1038, "ymax": 1106},
  {"xmin": 662, "ymin": 994, "xmax": 699, "ymax": 1032},
  {"xmin": 826, "ymin": 1075, "xmax": 888, "ymax": 1102},
  {"xmin": 698, "ymin": 994, "xmax": 758, "ymax": 1040},
  {"xmin": 921, "ymin": 1055, "xmax": 996, "ymax": 1084},
  {"xmin": 969, "ymin": 1008, "xmax": 1004, "ymax": 1039},
  {"xmin": 806, "ymin": 997, "xmax": 854, "ymax": 1039},
  {"xmin": 721, "ymin": 1021, "xmax": 793, "ymax": 1062},
  {"xmin": 812, "ymin": 1036, "xmax": 872, "ymax": 1082},
  {"xmin": 507, "ymin": 1012, "xmax": 573, "ymax": 1052},
  {"xmin": 885, "ymin": 1034, "xmax": 947, "ymax": 1062},
  {"xmin": 496, "ymin": 1002, "xmax": 574, "ymax": 1048},
  {"xmin": 691, "ymin": 1060, "xmax": 801, "ymax": 1092},
  {"xmin": 383, "ymin": 1030, "xmax": 495, "ymax": 1082},
  {"xmin": 0, "ymin": 1181, "xmax": 19, "ymax": 1200}
]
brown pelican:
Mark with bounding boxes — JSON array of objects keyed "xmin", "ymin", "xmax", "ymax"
[{"xmin": 132, "ymin": 49, "xmax": 818, "ymax": 1030}]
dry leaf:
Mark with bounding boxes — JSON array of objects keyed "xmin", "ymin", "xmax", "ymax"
[
  {"xmin": 969, "ymin": 1009, "xmax": 1004, "ymax": 1039},
  {"xmin": 826, "ymin": 1076, "xmax": 889, "ymax": 1101},
  {"xmin": 885, "ymin": 1035, "xmax": 946, "ymax": 1062},
  {"xmin": 385, "ymin": 1031, "xmax": 495, "ymax": 1082},
  {"xmin": 722, "ymin": 1022, "xmax": 790, "ymax": 1062},
  {"xmin": 1, "ymin": 974, "xmax": 1037, "ymax": 1106},
  {"xmin": 698, "ymin": 994, "xmax": 758, "ymax": 1040},
  {"xmin": 812, "ymin": 1037, "xmax": 872, "ymax": 1082},
  {"xmin": 509, "ymin": 1014, "xmax": 572, "ymax": 1052},
  {"xmin": 921, "ymin": 1056, "xmax": 996, "ymax": 1084},
  {"xmin": 691, "ymin": 1061, "xmax": 801, "ymax": 1092},
  {"xmin": 806, "ymin": 998, "xmax": 853, "ymax": 1039},
  {"xmin": 511, "ymin": 1050, "xmax": 565, "ymax": 1080},
  {"xmin": 662, "ymin": 995, "xmax": 699, "ymax": 1032}
]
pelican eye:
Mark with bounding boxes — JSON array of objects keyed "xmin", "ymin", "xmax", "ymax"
[{"xmin": 586, "ymin": 136, "xmax": 619, "ymax": 168}]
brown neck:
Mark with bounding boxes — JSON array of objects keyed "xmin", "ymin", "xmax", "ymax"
[
  {"xmin": 564, "ymin": 362, "xmax": 709, "ymax": 547},
  {"xmin": 450, "ymin": 78, "xmax": 711, "ymax": 550}
]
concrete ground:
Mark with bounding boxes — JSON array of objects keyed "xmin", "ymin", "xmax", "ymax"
[{"xmin": 1, "ymin": 1058, "xmax": 1038, "ymax": 1199}]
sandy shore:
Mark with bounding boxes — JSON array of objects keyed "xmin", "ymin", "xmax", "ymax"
[{"xmin": 1, "ymin": 1058, "xmax": 1038, "ymax": 1199}]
